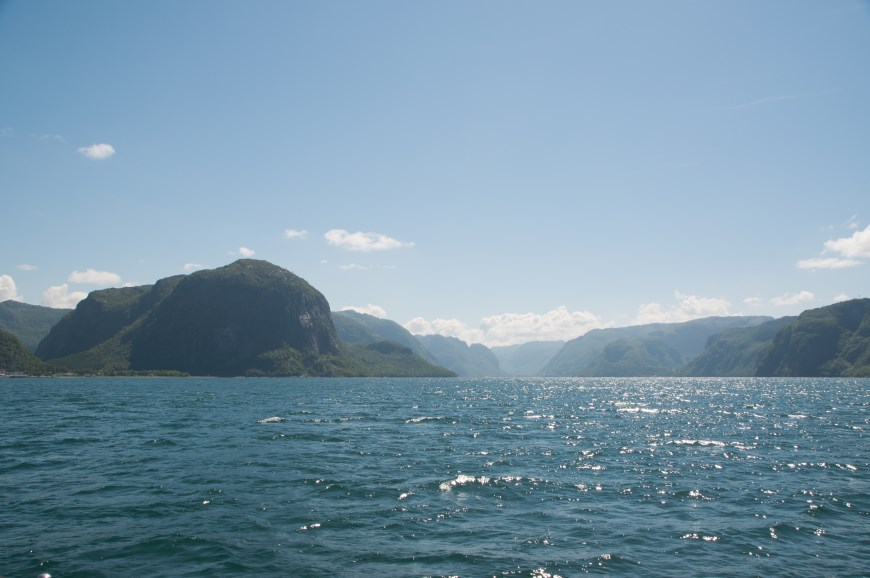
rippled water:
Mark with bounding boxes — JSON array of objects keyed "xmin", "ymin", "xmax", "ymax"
[{"xmin": 1, "ymin": 377, "xmax": 868, "ymax": 577}]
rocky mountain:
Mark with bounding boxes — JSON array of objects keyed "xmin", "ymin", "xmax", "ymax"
[
  {"xmin": 0, "ymin": 329, "xmax": 48, "ymax": 374},
  {"xmin": 415, "ymin": 334, "xmax": 503, "ymax": 377},
  {"xmin": 756, "ymin": 298, "xmax": 870, "ymax": 377},
  {"xmin": 36, "ymin": 260, "xmax": 452, "ymax": 377},
  {"xmin": 0, "ymin": 300, "xmax": 70, "ymax": 352},
  {"xmin": 491, "ymin": 341, "xmax": 565, "ymax": 376},
  {"xmin": 541, "ymin": 316, "xmax": 772, "ymax": 377}
]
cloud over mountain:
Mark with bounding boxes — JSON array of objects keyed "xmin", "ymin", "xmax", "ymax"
[
  {"xmin": 68, "ymin": 269, "xmax": 121, "ymax": 285},
  {"xmin": 405, "ymin": 306, "xmax": 608, "ymax": 347},
  {"xmin": 41, "ymin": 284, "xmax": 87, "ymax": 308},
  {"xmin": 0, "ymin": 275, "xmax": 23, "ymax": 302}
]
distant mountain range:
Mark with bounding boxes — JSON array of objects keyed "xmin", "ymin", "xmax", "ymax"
[{"xmin": 1, "ymin": 260, "xmax": 868, "ymax": 378}]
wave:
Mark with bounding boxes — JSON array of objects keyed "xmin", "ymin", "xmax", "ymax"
[{"xmin": 257, "ymin": 416, "xmax": 285, "ymax": 424}]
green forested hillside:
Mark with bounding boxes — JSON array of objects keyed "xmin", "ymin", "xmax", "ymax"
[
  {"xmin": 756, "ymin": 299, "xmax": 870, "ymax": 377},
  {"xmin": 685, "ymin": 317, "xmax": 796, "ymax": 376},
  {"xmin": 332, "ymin": 310, "xmax": 438, "ymax": 363},
  {"xmin": 0, "ymin": 329, "xmax": 49, "ymax": 374},
  {"xmin": 0, "ymin": 300, "xmax": 70, "ymax": 352}
]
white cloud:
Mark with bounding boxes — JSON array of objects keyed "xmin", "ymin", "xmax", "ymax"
[
  {"xmin": 183, "ymin": 263, "xmax": 206, "ymax": 272},
  {"xmin": 633, "ymin": 291, "xmax": 732, "ymax": 325},
  {"xmin": 834, "ymin": 293, "xmax": 850, "ymax": 303},
  {"xmin": 799, "ymin": 223, "xmax": 870, "ymax": 269},
  {"xmin": 77, "ymin": 143, "xmax": 116, "ymax": 160},
  {"xmin": 404, "ymin": 306, "xmax": 609, "ymax": 347},
  {"xmin": 17, "ymin": 264, "xmax": 37, "ymax": 271},
  {"xmin": 771, "ymin": 290, "xmax": 814, "ymax": 306},
  {"xmin": 824, "ymin": 224, "xmax": 870, "ymax": 258},
  {"xmin": 338, "ymin": 264, "xmax": 370, "ymax": 270},
  {"xmin": 797, "ymin": 257, "xmax": 861, "ymax": 269},
  {"xmin": 41, "ymin": 284, "xmax": 87, "ymax": 308},
  {"xmin": 325, "ymin": 229, "xmax": 415, "ymax": 252},
  {"xmin": 743, "ymin": 296, "xmax": 763, "ymax": 306},
  {"xmin": 229, "ymin": 247, "xmax": 256, "ymax": 258},
  {"xmin": 340, "ymin": 304, "xmax": 387, "ymax": 318},
  {"xmin": 0, "ymin": 275, "xmax": 23, "ymax": 302},
  {"xmin": 284, "ymin": 229, "xmax": 309, "ymax": 239},
  {"xmin": 68, "ymin": 269, "xmax": 121, "ymax": 285}
]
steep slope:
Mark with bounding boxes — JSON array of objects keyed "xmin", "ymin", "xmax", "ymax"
[
  {"xmin": 0, "ymin": 300, "xmax": 70, "ymax": 352},
  {"xmin": 491, "ymin": 341, "xmax": 565, "ymax": 376},
  {"xmin": 37, "ymin": 275, "xmax": 183, "ymax": 360},
  {"xmin": 756, "ymin": 299, "xmax": 870, "ymax": 377},
  {"xmin": 332, "ymin": 310, "xmax": 438, "ymax": 363},
  {"xmin": 415, "ymin": 334, "xmax": 503, "ymax": 377},
  {"xmin": 685, "ymin": 316, "xmax": 796, "ymax": 376},
  {"xmin": 542, "ymin": 316, "xmax": 772, "ymax": 377},
  {"xmin": 0, "ymin": 329, "xmax": 49, "ymax": 374}
]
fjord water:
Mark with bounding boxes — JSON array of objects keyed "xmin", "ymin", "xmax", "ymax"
[{"xmin": 1, "ymin": 378, "xmax": 867, "ymax": 577}]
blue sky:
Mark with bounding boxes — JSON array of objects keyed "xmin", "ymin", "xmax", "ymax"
[{"xmin": 1, "ymin": 0, "xmax": 868, "ymax": 346}]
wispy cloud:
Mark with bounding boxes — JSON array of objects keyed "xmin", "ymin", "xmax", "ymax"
[
  {"xmin": 339, "ymin": 304, "xmax": 387, "ymax": 318},
  {"xmin": 726, "ymin": 94, "xmax": 808, "ymax": 110},
  {"xmin": 405, "ymin": 306, "xmax": 609, "ymax": 347},
  {"xmin": 183, "ymin": 263, "xmax": 206, "ymax": 272},
  {"xmin": 0, "ymin": 275, "xmax": 23, "ymax": 302},
  {"xmin": 633, "ymin": 291, "xmax": 732, "ymax": 325},
  {"xmin": 41, "ymin": 284, "xmax": 87, "ymax": 308},
  {"xmin": 798, "ymin": 223, "xmax": 870, "ymax": 269},
  {"xmin": 338, "ymin": 264, "xmax": 370, "ymax": 271},
  {"xmin": 17, "ymin": 264, "xmax": 37, "ymax": 272},
  {"xmin": 797, "ymin": 257, "xmax": 861, "ymax": 270},
  {"xmin": 771, "ymin": 291, "xmax": 814, "ymax": 307},
  {"xmin": 77, "ymin": 143, "xmax": 116, "ymax": 160},
  {"xmin": 284, "ymin": 229, "xmax": 309, "ymax": 239},
  {"xmin": 834, "ymin": 293, "xmax": 850, "ymax": 303},
  {"xmin": 325, "ymin": 229, "xmax": 414, "ymax": 252},
  {"xmin": 68, "ymin": 269, "xmax": 121, "ymax": 285},
  {"xmin": 0, "ymin": 127, "xmax": 14, "ymax": 138}
]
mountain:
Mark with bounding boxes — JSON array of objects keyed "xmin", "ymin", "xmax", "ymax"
[
  {"xmin": 491, "ymin": 341, "xmax": 564, "ymax": 376},
  {"xmin": 542, "ymin": 316, "xmax": 772, "ymax": 377},
  {"xmin": 684, "ymin": 316, "xmax": 796, "ymax": 377},
  {"xmin": 756, "ymin": 298, "xmax": 870, "ymax": 377},
  {"xmin": 579, "ymin": 336, "xmax": 684, "ymax": 377},
  {"xmin": 0, "ymin": 300, "xmax": 70, "ymax": 352},
  {"xmin": 36, "ymin": 260, "xmax": 451, "ymax": 377},
  {"xmin": 332, "ymin": 310, "xmax": 438, "ymax": 363},
  {"xmin": 415, "ymin": 334, "xmax": 503, "ymax": 377},
  {"xmin": 0, "ymin": 329, "xmax": 49, "ymax": 374}
]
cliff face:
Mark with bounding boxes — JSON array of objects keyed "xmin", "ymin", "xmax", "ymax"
[
  {"xmin": 37, "ymin": 260, "xmax": 342, "ymax": 376},
  {"xmin": 128, "ymin": 260, "xmax": 340, "ymax": 375}
]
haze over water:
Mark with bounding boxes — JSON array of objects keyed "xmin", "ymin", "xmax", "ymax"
[{"xmin": 1, "ymin": 377, "xmax": 867, "ymax": 577}]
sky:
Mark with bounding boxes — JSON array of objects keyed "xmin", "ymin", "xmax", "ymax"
[{"xmin": 1, "ymin": 0, "xmax": 869, "ymax": 347}]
